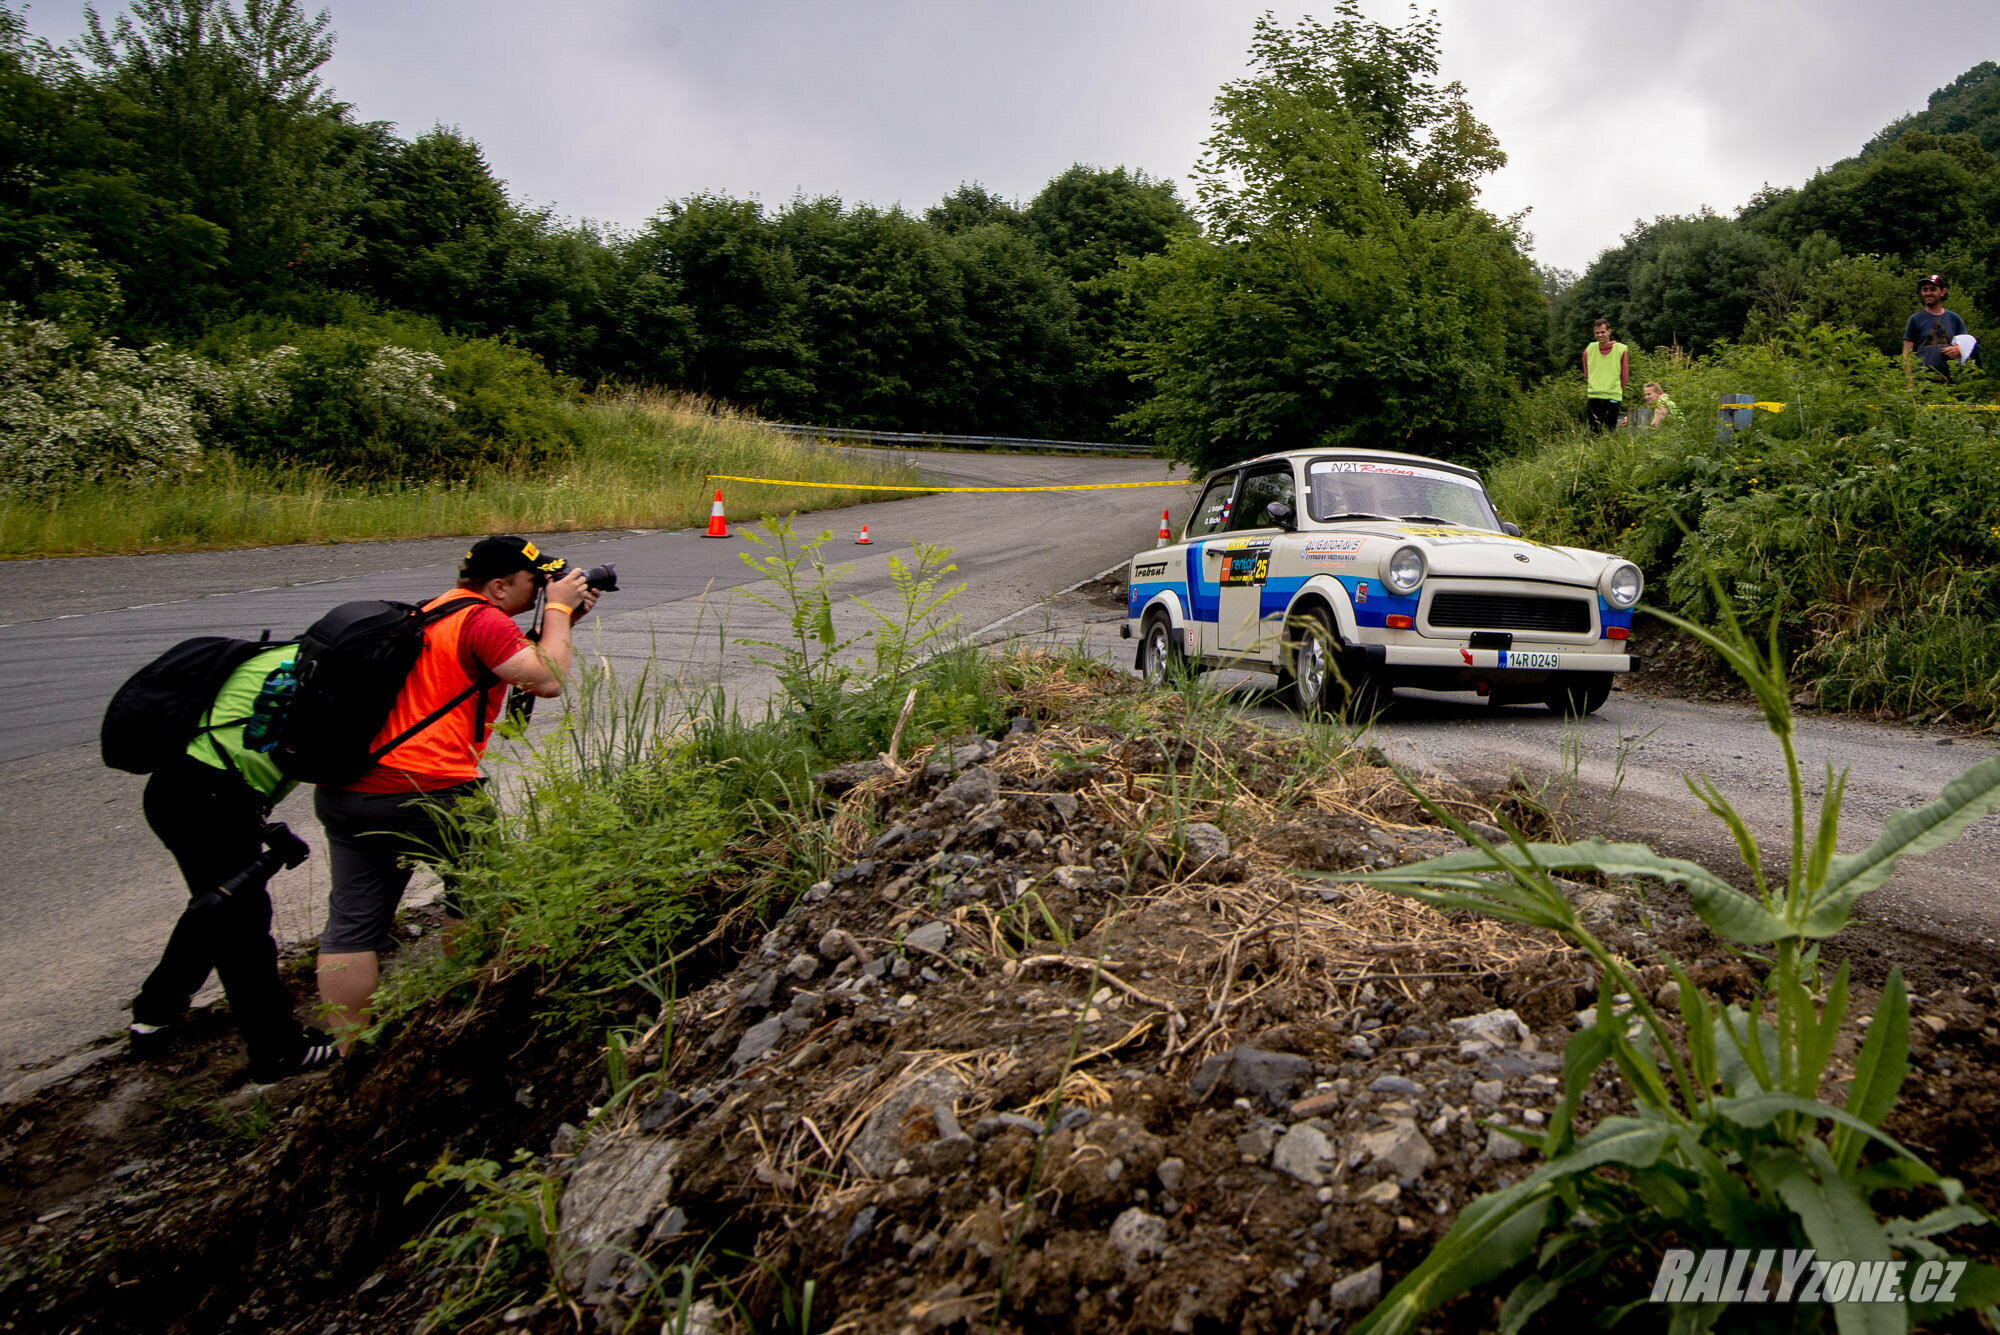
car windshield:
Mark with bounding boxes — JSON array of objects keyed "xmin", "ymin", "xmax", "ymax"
[{"xmin": 1306, "ymin": 459, "xmax": 1499, "ymax": 530}]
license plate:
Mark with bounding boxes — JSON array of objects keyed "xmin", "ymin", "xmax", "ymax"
[{"xmin": 1509, "ymin": 651, "xmax": 1560, "ymax": 669}]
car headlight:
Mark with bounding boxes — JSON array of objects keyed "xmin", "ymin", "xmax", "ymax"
[
  {"xmin": 1382, "ymin": 544, "xmax": 1426, "ymax": 595},
  {"xmin": 1601, "ymin": 561, "xmax": 1643, "ymax": 609}
]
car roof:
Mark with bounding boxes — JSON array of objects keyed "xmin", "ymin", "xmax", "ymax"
[{"xmin": 1217, "ymin": 447, "xmax": 1483, "ymax": 482}]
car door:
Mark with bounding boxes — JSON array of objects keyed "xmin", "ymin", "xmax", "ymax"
[
  {"xmin": 1181, "ymin": 471, "xmax": 1238, "ymax": 655},
  {"xmin": 1217, "ymin": 464, "xmax": 1297, "ymax": 657}
]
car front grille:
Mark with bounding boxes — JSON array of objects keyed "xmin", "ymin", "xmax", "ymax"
[{"xmin": 1427, "ymin": 591, "xmax": 1593, "ymax": 634}]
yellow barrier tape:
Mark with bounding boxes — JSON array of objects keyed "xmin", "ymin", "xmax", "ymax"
[
  {"xmin": 1726, "ymin": 401, "xmax": 2000, "ymax": 413},
  {"xmin": 706, "ymin": 473, "xmax": 1189, "ymax": 494}
]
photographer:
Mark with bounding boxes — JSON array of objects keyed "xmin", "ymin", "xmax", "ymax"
[
  {"xmin": 314, "ymin": 536, "xmax": 601, "ymax": 1052},
  {"xmin": 130, "ymin": 647, "xmax": 337, "ymax": 1082}
]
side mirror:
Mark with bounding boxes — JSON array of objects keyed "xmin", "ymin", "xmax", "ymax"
[
  {"xmin": 1265, "ymin": 500, "xmax": 1295, "ymax": 530},
  {"xmin": 1500, "ymin": 521, "xmax": 1522, "ymax": 537}
]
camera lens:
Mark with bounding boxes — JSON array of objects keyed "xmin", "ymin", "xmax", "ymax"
[{"xmin": 582, "ymin": 563, "xmax": 619, "ymax": 593}]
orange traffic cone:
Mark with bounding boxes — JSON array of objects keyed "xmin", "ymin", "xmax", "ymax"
[
  {"xmin": 703, "ymin": 488, "xmax": 729, "ymax": 538},
  {"xmin": 1156, "ymin": 508, "xmax": 1172, "ymax": 547},
  {"xmin": 855, "ymin": 524, "xmax": 873, "ymax": 545}
]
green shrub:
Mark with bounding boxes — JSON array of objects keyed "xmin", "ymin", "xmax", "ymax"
[
  {"xmin": 204, "ymin": 308, "xmax": 579, "ymax": 478},
  {"xmin": 1487, "ymin": 320, "xmax": 2000, "ymax": 722}
]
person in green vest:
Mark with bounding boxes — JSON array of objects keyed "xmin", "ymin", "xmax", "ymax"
[
  {"xmin": 1581, "ymin": 319, "xmax": 1629, "ymax": 433},
  {"xmin": 1642, "ymin": 381, "xmax": 1675, "ymax": 428},
  {"xmin": 128, "ymin": 646, "xmax": 338, "ymax": 1082}
]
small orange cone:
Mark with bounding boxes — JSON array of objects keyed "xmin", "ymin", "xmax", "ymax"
[
  {"xmin": 703, "ymin": 488, "xmax": 729, "ymax": 538},
  {"xmin": 1156, "ymin": 508, "xmax": 1172, "ymax": 547},
  {"xmin": 855, "ymin": 524, "xmax": 873, "ymax": 545}
]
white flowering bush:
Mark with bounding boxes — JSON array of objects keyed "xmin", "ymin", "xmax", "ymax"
[{"xmin": 0, "ymin": 309, "xmax": 215, "ymax": 497}]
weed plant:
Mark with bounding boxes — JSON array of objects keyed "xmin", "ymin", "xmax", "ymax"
[
  {"xmin": 1485, "ymin": 319, "xmax": 2000, "ymax": 724},
  {"xmin": 1340, "ymin": 586, "xmax": 2000, "ymax": 1333}
]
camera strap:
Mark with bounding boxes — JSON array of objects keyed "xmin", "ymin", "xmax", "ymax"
[{"xmin": 363, "ymin": 596, "xmax": 503, "ymax": 763}]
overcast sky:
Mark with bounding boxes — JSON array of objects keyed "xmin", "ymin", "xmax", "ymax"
[{"xmin": 22, "ymin": 1, "xmax": 2000, "ymax": 272}]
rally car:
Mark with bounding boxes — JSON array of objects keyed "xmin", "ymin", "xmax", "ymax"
[{"xmin": 1126, "ymin": 449, "xmax": 1641, "ymax": 716}]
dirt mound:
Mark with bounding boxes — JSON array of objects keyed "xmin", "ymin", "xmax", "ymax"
[
  {"xmin": 533, "ymin": 718, "xmax": 1606, "ymax": 1334},
  {"xmin": 14, "ymin": 663, "xmax": 2000, "ymax": 1334}
]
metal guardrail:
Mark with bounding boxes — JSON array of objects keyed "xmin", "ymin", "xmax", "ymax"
[{"xmin": 758, "ymin": 420, "xmax": 1157, "ymax": 457}]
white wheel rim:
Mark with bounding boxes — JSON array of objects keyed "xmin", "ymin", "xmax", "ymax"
[
  {"xmin": 1147, "ymin": 624, "xmax": 1170, "ymax": 678},
  {"xmin": 1299, "ymin": 632, "xmax": 1326, "ymax": 704}
]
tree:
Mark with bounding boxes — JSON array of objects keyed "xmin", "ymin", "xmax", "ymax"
[
  {"xmin": 76, "ymin": 0, "xmax": 362, "ymax": 328},
  {"xmin": 1118, "ymin": 10, "xmax": 1538, "ymax": 472},
  {"xmin": 924, "ymin": 183, "xmax": 1023, "ymax": 235}
]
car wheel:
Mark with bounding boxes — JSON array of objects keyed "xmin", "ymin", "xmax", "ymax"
[
  {"xmin": 1140, "ymin": 611, "xmax": 1183, "ymax": 685},
  {"xmin": 1545, "ymin": 672, "xmax": 1613, "ymax": 717},
  {"xmin": 1285, "ymin": 608, "xmax": 1386, "ymax": 720}
]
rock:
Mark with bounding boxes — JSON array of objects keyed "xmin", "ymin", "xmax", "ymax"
[
  {"xmin": 830, "ymin": 858, "xmax": 877, "ymax": 886},
  {"xmin": 1369, "ymin": 1075, "xmax": 1423, "ymax": 1097},
  {"xmin": 1792, "ymin": 689, "xmax": 1818, "ymax": 709},
  {"xmin": 1048, "ymin": 793, "xmax": 1079, "ymax": 822},
  {"xmin": 1181, "ymin": 822, "xmax": 1230, "ymax": 864},
  {"xmin": 730, "ymin": 1015, "xmax": 786, "ymax": 1068},
  {"xmin": 1485, "ymin": 1126, "xmax": 1526, "ymax": 1162},
  {"xmin": 1272, "ymin": 1124, "xmax": 1335, "ymax": 1186},
  {"xmin": 1356, "ymin": 1180, "xmax": 1400, "ymax": 1207},
  {"xmin": 1053, "ymin": 865, "xmax": 1094, "ymax": 891},
  {"xmin": 636, "ymin": 1090, "xmax": 689, "ymax": 1132},
  {"xmin": 1364, "ymin": 828, "xmax": 1398, "ymax": 854},
  {"xmin": 1655, "ymin": 981, "xmax": 1682, "ymax": 1009},
  {"xmin": 556, "ymin": 1137, "xmax": 681, "ymax": 1297},
  {"xmin": 849, "ymin": 1072, "xmax": 968, "ymax": 1177},
  {"xmin": 1471, "ymin": 1080, "xmax": 1505, "ymax": 1108},
  {"xmin": 841, "ymin": 1205, "xmax": 879, "ymax": 1262},
  {"xmin": 972, "ymin": 1112, "xmax": 1044, "ymax": 1138},
  {"xmin": 1465, "ymin": 821, "xmax": 1506, "ymax": 843},
  {"xmin": 904, "ymin": 921, "xmax": 952, "ymax": 955},
  {"xmin": 1109, "ymin": 1207, "xmax": 1169, "ymax": 1266},
  {"xmin": 1007, "ymin": 715, "xmax": 1036, "ymax": 734},
  {"xmin": 938, "ymin": 766, "xmax": 999, "ymax": 809},
  {"xmin": 815, "ymin": 759, "xmax": 888, "ymax": 797},
  {"xmin": 1357, "ymin": 1120, "xmax": 1435, "ymax": 1182},
  {"xmin": 738, "ymin": 971, "xmax": 778, "ymax": 1012},
  {"xmin": 804, "ymin": 880, "xmax": 832, "ymax": 903},
  {"xmin": 1235, "ymin": 1127, "xmax": 1276, "ymax": 1162},
  {"xmin": 1155, "ymin": 1156, "xmax": 1185, "ymax": 1194},
  {"xmin": 1326, "ymin": 1263, "xmax": 1384, "ymax": 1311},
  {"xmin": 1342, "ymin": 1034, "xmax": 1373, "ymax": 1058},
  {"xmin": 785, "ymin": 953, "xmax": 820, "ymax": 981},
  {"xmin": 869, "ymin": 824, "xmax": 911, "ymax": 853},
  {"xmin": 817, "ymin": 928, "xmax": 849, "ymax": 961},
  {"xmin": 1447, "ymin": 1008, "xmax": 1530, "ymax": 1056},
  {"xmin": 1289, "ymin": 1090, "xmax": 1344, "ymax": 1119},
  {"xmin": 1191, "ymin": 1046, "xmax": 1313, "ymax": 1110}
]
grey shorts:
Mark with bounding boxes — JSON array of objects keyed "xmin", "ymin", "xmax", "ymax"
[{"xmin": 315, "ymin": 782, "xmax": 482, "ymax": 954}]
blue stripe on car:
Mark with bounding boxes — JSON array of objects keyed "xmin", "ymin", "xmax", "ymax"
[
  {"xmin": 1188, "ymin": 543, "xmax": 1220, "ymax": 622},
  {"xmin": 1336, "ymin": 574, "xmax": 1417, "ymax": 626},
  {"xmin": 1598, "ymin": 597, "xmax": 1632, "ymax": 636}
]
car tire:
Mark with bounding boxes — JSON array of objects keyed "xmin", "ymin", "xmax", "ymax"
[
  {"xmin": 1284, "ymin": 608, "xmax": 1386, "ymax": 720},
  {"xmin": 1139, "ymin": 611, "xmax": 1184, "ymax": 685},
  {"xmin": 1545, "ymin": 672, "xmax": 1613, "ymax": 717}
]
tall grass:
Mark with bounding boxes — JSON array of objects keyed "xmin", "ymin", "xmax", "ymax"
[{"xmin": 0, "ymin": 390, "xmax": 928, "ymax": 557}]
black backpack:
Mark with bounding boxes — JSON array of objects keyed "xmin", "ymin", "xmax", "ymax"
[
  {"xmin": 266, "ymin": 595, "xmax": 495, "ymax": 785},
  {"xmin": 101, "ymin": 635, "xmax": 277, "ymax": 775}
]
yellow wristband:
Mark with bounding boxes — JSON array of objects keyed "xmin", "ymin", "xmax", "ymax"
[{"xmin": 546, "ymin": 604, "xmax": 574, "ymax": 617}]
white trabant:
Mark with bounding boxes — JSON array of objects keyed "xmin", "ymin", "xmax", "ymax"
[{"xmin": 1126, "ymin": 449, "xmax": 1641, "ymax": 715}]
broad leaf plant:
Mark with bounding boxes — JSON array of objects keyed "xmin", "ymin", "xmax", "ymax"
[{"xmin": 1323, "ymin": 591, "xmax": 2000, "ymax": 1334}]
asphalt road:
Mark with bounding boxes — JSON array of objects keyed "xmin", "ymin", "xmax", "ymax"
[
  {"xmin": 0, "ymin": 449, "xmax": 1194, "ymax": 1091},
  {"xmin": 11, "ymin": 451, "xmax": 1996, "ymax": 1091},
  {"xmin": 1222, "ymin": 677, "xmax": 2000, "ymax": 971}
]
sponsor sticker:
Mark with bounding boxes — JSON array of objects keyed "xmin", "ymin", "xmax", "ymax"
[
  {"xmin": 1310, "ymin": 460, "xmax": 1485, "ymax": 491},
  {"xmin": 1303, "ymin": 536, "xmax": 1365, "ymax": 564},
  {"xmin": 1219, "ymin": 551, "xmax": 1269, "ymax": 586},
  {"xmin": 1133, "ymin": 561, "xmax": 1168, "ymax": 578},
  {"xmin": 1354, "ymin": 581, "xmax": 1368, "ymax": 604}
]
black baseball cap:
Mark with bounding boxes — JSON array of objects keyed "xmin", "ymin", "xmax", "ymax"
[
  {"xmin": 461, "ymin": 536, "xmax": 569, "ymax": 582},
  {"xmin": 1920, "ymin": 273, "xmax": 1948, "ymax": 290}
]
